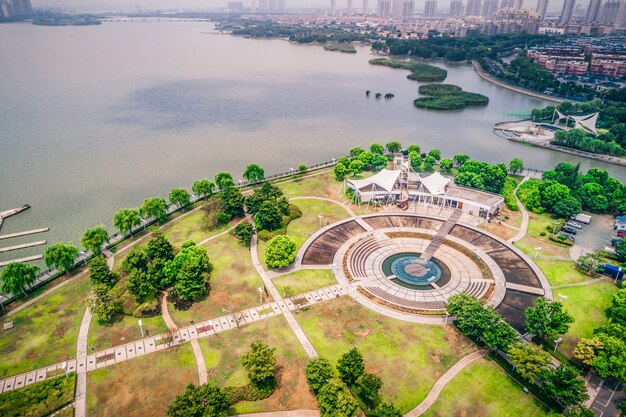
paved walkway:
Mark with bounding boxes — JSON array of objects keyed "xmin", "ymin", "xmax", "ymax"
[
  {"xmin": 74, "ymin": 308, "xmax": 92, "ymax": 417},
  {"xmin": 404, "ymin": 350, "xmax": 487, "ymax": 416},
  {"xmin": 508, "ymin": 176, "xmax": 530, "ymax": 244},
  {"xmin": 236, "ymin": 411, "xmax": 320, "ymax": 417}
]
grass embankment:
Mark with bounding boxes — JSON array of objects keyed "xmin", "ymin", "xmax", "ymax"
[
  {"xmin": 414, "ymin": 83, "xmax": 489, "ymax": 110},
  {"xmin": 86, "ymin": 344, "xmax": 196, "ymax": 416},
  {"xmin": 0, "ymin": 373, "xmax": 76, "ymax": 417},
  {"xmin": 287, "ymin": 198, "xmax": 351, "ymax": 250},
  {"xmin": 199, "ymin": 315, "xmax": 315, "ymax": 415},
  {"xmin": 161, "ymin": 207, "xmax": 238, "ymax": 249},
  {"xmin": 169, "ymin": 233, "xmax": 265, "ymax": 326},
  {"xmin": 323, "ymin": 43, "xmax": 356, "ymax": 53},
  {"xmin": 295, "ymin": 296, "xmax": 475, "ymax": 412},
  {"xmin": 422, "ymin": 357, "xmax": 549, "ymax": 417},
  {"xmin": 277, "ymin": 171, "xmax": 342, "ymax": 200},
  {"xmin": 0, "ymin": 273, "xmax": 90, "ymax": 377},
  {"xmin": 273, "ymin": 269, "xmax": 337, "ymax": 296},
  {"xmin": 369, "ymin": 58, "xmax": 447, "ymax": 82}
]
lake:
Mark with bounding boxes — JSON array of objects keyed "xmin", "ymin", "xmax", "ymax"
[{"xmin": 0, "ymin": 20, "xmax": 622, "ymax": 264}]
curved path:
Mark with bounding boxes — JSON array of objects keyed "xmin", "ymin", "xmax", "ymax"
[
  {"xmin": 404, "ymin": 350, "xmax": 487, "ymax": 416},
  {"xmin": 508, "ymin": 176, "xmax": 530, "ymax": 244}
]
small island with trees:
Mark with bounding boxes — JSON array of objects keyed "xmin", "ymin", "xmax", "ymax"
[
  {"xmin": 369, "ymin": 58, "xmax": 447, "ymax": 82},
  {"xmin": 414, "ymin": 84, "xmax": 489, "ymax": 111},
  {"xmin": 323, "ymin": 43, "xmax": 357, "ymax": 54}
]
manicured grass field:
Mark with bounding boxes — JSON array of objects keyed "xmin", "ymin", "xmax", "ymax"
[
  {"xmin": 422, "ymin": 357, "xmax": 549, "ymax": 417},
  {"xmin": 86, "ymin": 344, "xmax": 197, "ymax": 417},
  {"xmin": 278, "ymin": 171, "xmax": 342, "ymax": 200},
  {"xmin": 272, "ymin": 269, "xmax": 337, "ymax": 296},
  {"xmin": 555, "ymin": 281, "xmax": 618, "ymax": 358},
  {"xmin": 168, "ymin": 233, "xmax": 266, "ymax": 326},
  {"xmin": 88, "ymin": 314, "xmax": 167, "ymax": 352},
  {"xmin": 198, "ymin": 315, "xmax": 315, "ymax": 415},
  {"xmin": 515, "ymin": 212, "xmax": 570, "ymax": 258},
  {"xmin": 294, "ymin": 297, "xmax": 475, "ymax": 412},
  {"xmin": 534, "ymin": 259, "xmax": 588, "ymax": 286},
  {"xmin": 0, "ymin": 273, "xmax": 90, "ymax": 377},
  {"xmin": 161, "ymin": 208, "xmax": 236, "ymax": 249},
  {"xmin": 287, "ymin": 199, "xmax": 351, "ymax": 250}
]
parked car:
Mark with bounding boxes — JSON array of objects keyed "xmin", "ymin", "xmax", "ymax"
[
  {"xmin": 619, "ymin": 230, "xmax": 626, "ymax": 238},
  {"xmin": 561, "ymin": 227, "xmax": 577, "ymax": 235},
  {"xmin": 559, "ymin": 233, "xmax": 575, "ymax": 242},
  {"xmin": 612, "ymin": 238, "xmax": 621, "ymax": 246},
  {"xmin": 566, "ymin": 221, "xmax": 583, "ymax": 229}
]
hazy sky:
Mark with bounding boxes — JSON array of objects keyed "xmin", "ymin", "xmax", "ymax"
[{"xmin": 32, "ymin": 0, "xmax": 574, "ymax": 13}]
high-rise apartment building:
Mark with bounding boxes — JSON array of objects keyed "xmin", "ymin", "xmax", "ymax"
[
  {"xmin": 331, "ymin": 0, "xmax": 336, "ymax": 12},
  {"xmin": 424, "ymin": 0, "xmax": 437, "ymax": 16},
  {"xmin": 585, "ymin": 0, "xmax": 602, "ymax": 21},
  {"xmin": 536, "ymin": 0, "xmax": 549, "ymax": 21},
  {"xmin": 512, "ymin": 0, "xmax": 523, "ymax": 8},
  {"xmin": 378, "ymin": 0, "xmax": 392, "ymax": 16},
  {"xmin": 391, "ymin": 0, "xmax": 403, "ymax": 15},
  {"xmin": 0, "ymin": 0, "xmax": 32, "ymax": 17},
  {"xmin": 481, "ymin": 0, "xmax": 499, "ymax": 16},
  {"xmin": 465, "ymin": 0, "xmax": 483, "ymax": 16},
  {"xmin": 449, "ymin": 0, "xmax": 464, "ymax": 16},
  {"xmin": 347, "ymin": 0, "xmax": 353, "ymax": 13},
  {"xmin": 559, "ymin": 0, "xmax": 576, "ymax": 24},
  {"xmin": 499, "ymin": 0, "xmax": 514, "ymax": 8},
  {"xmin": 601, "ymin": 0, "xmax": 626, "ymax": 26},
  {"xmin": 401, "ymin": 0, "xmax": 415, "ymax": 16},
  {"xmin": 258, "ymin": 0, "xmax": 268, "ymax": 10}
]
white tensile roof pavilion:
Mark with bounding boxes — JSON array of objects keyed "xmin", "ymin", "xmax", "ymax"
[{"xmin": 553, "ymin": 110, "xmax": 599, "ymax": 136}]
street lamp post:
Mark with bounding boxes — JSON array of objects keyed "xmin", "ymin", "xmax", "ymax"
[
  {"xmin": 258, "ymin": 287, "xmax": 263, "ymax": 304},
  {"xmin": 444, "ymin": 311, "xmax": 450, "ymax": 326},
  {"xmin": 138, "ymin": 319, "xmax": 144, "ymax": 337},
  {"xmin": 61, "ymin": 361, "xmax": 68, "ymax": 378},
  {"xmin": 318, "ymin": 214, "xmax": 324, "ymax": 228},
  {"xmin": 534, "ymin": 246, "xmax": 542, "ymax": 259},
  {"xmin": 552, "ymin": 221, "xmax": 559, "ymax": 234},
  {"xmin": 554, "ymin": 337, "xmax": 563, "ymax": 353}
]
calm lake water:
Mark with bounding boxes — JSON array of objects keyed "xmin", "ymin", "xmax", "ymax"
[{"xmin": 0, "ymin": 20, "xmax": 623, "ymax": 264}]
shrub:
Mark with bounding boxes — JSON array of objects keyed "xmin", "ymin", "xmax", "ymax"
[
  {"xmin": 257, "ymin": 228, "xmax": 286, "ymax": 242},
  {"xmin": 133, "ymin": 298, "xmax": 161, "ymax": 317},
  {"xmin": 0, "ymin": 374, "xmax": 76, "ymax": 417},
  {"xmin": 540, "ymin": 231, "xmax": 547, "ymax": 236},
  {"xmin": 288, "ymin": 204, "xmax": 303, "ymax": 220},
  {"xmin": 223, "ymin": 382, "xmax": 275, "ymax": 405},
  {"xmin": 265, "ymin": 235, "xmax": 297, "ymax": 268},
  {"xmin": 216, "ymin": 211, "xmax": 232, "ymax": 225}
]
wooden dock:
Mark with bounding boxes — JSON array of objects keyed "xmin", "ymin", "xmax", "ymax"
[
  {"xmin": 0, "ymin": 228, "xmax": 49, "ymax": 241},
  {"xmin": 0, "ymin": 255, "xmax": 43, "ymax": 267},
  {"xmin": 0, "ymin": 240, "xmax": 46, "ymax": 254},
  {"xmin": 0, "ymin": 204, "xmax": 31, "ymax": 231}
]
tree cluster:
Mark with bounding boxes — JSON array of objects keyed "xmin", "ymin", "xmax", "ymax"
[{"xmin": 454, "ymin": 160, "xmax": 508, "ymax": 194}]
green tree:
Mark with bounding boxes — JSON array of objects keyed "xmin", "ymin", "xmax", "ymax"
[
  {"xmin": 337, "ymin": 348, "xmax": 364, "ymax": 385},
  {"xmin": 89, "ymin": 256, "xmax": 117, "ymax": 287},
  {"xmin": 539, "ymin": 366, "xmax": 588, "ymax": 407},
  {"xmin": 509, "ymin": 157, "xmax": 524, "ymax": 174},
  {"xmin": 167, "ymin": 383, "xmax": 230, "ymax": 417},
  {"xmin": 539, "ymin": 181, "xmax": 570, "ymax": 212},
  {"xmin": 350, "ymin": 146, "xmax": 365, "ymax": 158},
  {"xmin": 349, "ymin": 159, "xmax": 364, "ymax": 176},
  {"xmin": 409, "ymin": 151, "xmax": 422, "ymax": 171},
  {"xmin": 385, "ymin": 141, "xmax": 402, "ymax": 153},
  {"xmin": 233, "ymin": 222, "xmax": 254, "ymax": 248},
  {"xmin": 334, "ymin": 162, "xmax": 348, "ymax": 181},
  {"xmin": 356, "ymin": 372, "xmax": 382, "ymax": 410},
  {"xmin": 243, "ymin": 164, "xmax": 265, "ymax": 184},
  {"xmin": 317, "ymin": 378, "xmax": 359, "ymax": 417},
  {"xmin": 376, "ymin": 403, "xmax": 403, "ymax": 417},
  {"xmin": 192, "ymin": 179, "xmax": 215, "ymax": 200},
  {"xmin": 439, "ymin": 158, "xmax": 453, "ymax": 173},
  {"xmin": 215, "ymin": 172, "xmax": 235, "ymax": 190},
  {"xmin": 81, "ymin": 226, "xmax": 110, "ymax": 255},
  {"xmin": 525, "ymin": 298, "xmax": 574, "ymax": 341},
  {"xmin": 357, "ymin": 151, "xmax": 373, "ymax": 166},
  {"xmin": 165, "ymin": 241, "xmax": 212, "ymax": 301},
  {"xmin": 169, "ymin": 188, "xmax": 191, "ymax": 210},
  {"xmin": 298, "ymin": 163, "xmax": 307, "ymax": 175},
  {"xmin": 254, "ymin": 200, "xmax": 284, "ymax": 231},
  {"xmin": 453, "ymin": 154, "xmax": 470, "ymax": 167},
  {"xmin": 146, "ymin": 232, "xmax": 175, "ymax": 262},
  {"xmin": 371, "ymin": 154, "xmax": 388, "ymax": 171},
  {"xmin": 87, "ymin": 284, "xmax": 122, "ymax": 322},
  {"xmin": 616, "ymin": 237, "xmax": 626, "ymax": 260},
  {"xmin": 122, "ymin": 245, "xmax": 149, "ymax": 274},
  {"xmin": 44, "ymin": 242, "xmax": 79, "ymax": 272},
  {"xmin": 113, "ymin": 208, "xmax": 141, "ymax": 236},
  {"xmin": 126, "ymin": 269, "xmax": 156, "ymax": 303},
  {"xmin": 423, "ymin": 155, "xmax": 436, "ymax": 171},
  {"xmin": 574, "ymin": 337, "xmax": 604, "ymax": 366},
  {"xmin": 220, "ymin": 186, "xmax": 245, "ymax": 217},
  {"xmin": 0, "ymin": 262, "xmax": 39, "ymax": 296},
  {"xmin": 606, "ymin": 289, "xmax": 626, "ymax": 325},
  {"xmin": 305, "ymin": 357, "xmax": 334, "ymax": 393},
  {"xmin": 508, "ymin": 343, "xmax": 551, "ymax": 380},
  {"xmin": 141, "ymin": 197, "xmax": 169, "ymax": 222},
  {"xmin": 370, "ymin": 142, "xmax": 385, "ymax": 155},
  {"xmin": 406, "ymin": 144, "xmax": 421, "ymax": 154},
  {"xmin": 428, "ymin": 149, "xmax": 441, "ymax": 160},
  {"xmin": 241, "ymin": 341, "xmax": 277, "ymax": 385},
  {"xmin": 553, "ymin": 196, "xmax": 582, "ymax": 219},
  {"xmin": 577, "ymin": 182, "xmax": 608, "ymax": 212},
  {"xmin": 265, "ymin": 235, "xmax": 297, "ymax": 268}
]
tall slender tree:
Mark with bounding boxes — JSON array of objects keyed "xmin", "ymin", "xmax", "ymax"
[
  {"xmin": 243, "ymin": 164, "xmax": 265, "ymax": 184},
  {"xmin": 0, "ymin": 262, "xmax": 39, "ymax": 296},
  {"xmin": 214, "ymin": 172, "xmax": 235, "ymax": 190},
  {"xmin": 113, "ymin": 208, "xmax": 141, "ymax": 236},
  {"xmin": 141, "ymin": 197, "xmax": 169, "ymax": 222},
  {"xmin": 192, "ymin": 179, "xmax": 215, "ymax": 200},
  {"xmin": 169, "ymin": 188, "xmax": 191, "ymax": 210},
  {"xmin": 81, "ymin": 226, "xmax": 110, "ymax": 254}
]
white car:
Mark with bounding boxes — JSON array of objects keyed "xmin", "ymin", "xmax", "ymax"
[{"xmin": 566, "ymin": 221, "xmax": 583, "ymax": 229}]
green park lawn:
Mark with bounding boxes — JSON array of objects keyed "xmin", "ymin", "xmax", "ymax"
[
  {"xmin": 87, "ymin": 314, "xmax": 167, "ymax": 352},
  {"xmin": 555, "ymin": 281, "xmax": 618, "ymax": 358},
  {"xmin": 277, "ymin": 171, "xmax": 342, "ymax": 200},
  {"xmin": 534, "ymin": 259, "xmax": 588, "ymax": 286},
  {"xmin": 168, "ymin": 233, "xmax": 266, "ymax": 326},
  {"xmin": 86, "ymin": 343, "xmax": 197, "ymax": 417},
  {"xmin": 0, "ymin": 273, "xmax": 90, "ymax": 377},
  {"xmin": 272, "ymin": 269, "xmax": 337, "ymax": 296},
  {"xmin": 422, "ymin": 357, "xmax": 549, "ymax": 417},
  {"xmin": 515, "ymin": 212, "xmax": 570, "ymax": 258},
  {"xmin": 294, "ymin": 296, "xmax": 475, "ymax": 412},
  {"xmin": 199, "ymin": 314, "xmax": 315, "ymax": 415},
  {"xmin": 160, "ymin": 208, "xmax": 238, "ymax": 249},
  {"xmin": 287, "ymin": 198, "xmax": 351, "ymax": 250}
]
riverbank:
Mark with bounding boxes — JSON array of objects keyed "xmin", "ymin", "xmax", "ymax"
[{"xmin": 472, "ymin": 60, "xmax": 564, "ymax": 104}]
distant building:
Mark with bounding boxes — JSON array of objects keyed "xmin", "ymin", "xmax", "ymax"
[
  {"xmin": 0, "ymin": 0, "xmax": 32, "ymax": 17},
  {"xmin": 500, "ymin": 0, "xmax": 514, "ymax": 8},
  {"xmin": 601, "ymin": 0, "xmax": 626, "ymax": 28},
  {"xmin": 513, "ymin": 0, "xmax": 523, "ymax": 9},
  {"xmin": 449, "ymin": 0, "xmax": 464, "ymax": 17},
  {"xmin": 424, "ymin": 0, "xmax": 437, "ymax": 16},
  {"xmin": 258, "ymin": 0, "xmax": 268, "ymax": 10},
  {"xmin": 228, "ymin": 1, "xmax": 244, "ymax": 10},
  {"xmin": 559, "ymin": 0, "xmax": 576, "ymax": 24},
  {"xmin": 331, "ymin": 0, "xmax": 336, "ymax": 12},
  {"xmin": 363, "ymin": 0, "xmax": 369, "ymax": 12},
  {"xmin": 488, "ymin": 7, "xmax": 541, "ymax": 32},
  {"xmin": 278, "ymin": 0, "xmax": 286, "ymax": 10},
  {"xmin": 379, "ymin": 0, "xmax": 392, "ymax": 16},
  {"xmin": 585, "ymin": 0, "xmax": 602, "ymax": 21},
  {"xmin": 465, "ymin": 0, "xmax": 483, "ymax": 16},
  {"xmin": 482, "ymin": 0, "xmax": 499, "ymax": 16},
  {"xmin": 536, "ymin": 0, "xmax": 549, "ymax": 21},
  {"xmin": 347, "ymin": 0, "xmax": 353, "ymax": 13},
  {"xmin": 401, "ymin": 0, "xmax": 415, "ymax": 16},
  {"xmin": 269, "ymin": 0, "xmax": 277, "ymax": 10}
]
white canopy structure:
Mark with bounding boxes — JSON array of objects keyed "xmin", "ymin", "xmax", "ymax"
[
  {"xmin": 418, "ymin": 171, "xmax": 450, "ymax": 195},
  {"xmin": 552, "ymin": 110, "xmax": 599, "ymax": 136},
  {"xmin": 347, "ymin": 169, "xmax": 400, "ymax": 194}
]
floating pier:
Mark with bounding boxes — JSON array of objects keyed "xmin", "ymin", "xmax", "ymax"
[
  {"xmin": 0, "ymin": 228, "xmax": 49, "ymax": 241},
  {"xmin": 0, "ymin": 204, "xmax": 31, "ymax": 231},
  {"xmin": 0, "ymin": 255, "xmax": 43, "ymax": 267},
  {"xmin": 0, "ymin": 240, "xmax": 46, "ymax": 254}
]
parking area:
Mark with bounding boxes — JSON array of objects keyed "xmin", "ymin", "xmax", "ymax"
[
  {"xmin": 590, "ymin": 379, "xmax": 625, "ymax": 417},
  {"xmin": 567, "ymin": 214, "xmax": 616, "ymax": 254}
]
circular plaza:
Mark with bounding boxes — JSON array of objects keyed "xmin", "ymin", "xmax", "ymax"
[{"xmin": 297, "ymin": 212, "xmax": 551, "ymax": 329}]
